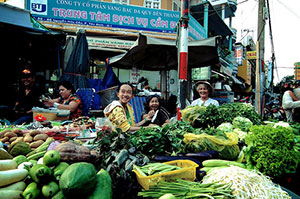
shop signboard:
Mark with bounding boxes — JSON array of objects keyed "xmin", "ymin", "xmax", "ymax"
[
  {"xmin": 246, "ymin": 51, "xmax": 256, "ymax": 60},
  {"xmin": 238, "ymin": 59, "xmax": 251, "ymax": 85},
  {"xmin": 26, "ymin": 0, "xmax": 205, "ymax": 40},
  {"xmin": 130, "ymin": 68, "xmax": 140, "ymax": 83},
  {"xmin": 69, "ymin": 35, "xmax": 134, "ymax": 50},
  {"xmin": 235, "ymin": 45, "xmax": 243, "ymax": 65}
]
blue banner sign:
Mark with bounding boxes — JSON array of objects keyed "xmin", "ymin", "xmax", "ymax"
[{"xmin": 26, "ymin": 0, "xmax": 206, "ymax": 40}]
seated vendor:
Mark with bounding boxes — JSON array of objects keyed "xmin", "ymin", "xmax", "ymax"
[
  {"xmin": 141, "ymin": 95, "xmax": 170, "ymax": 127},
  {"xmin": 43, "ymin": 81, "xmax": 82, "ymax": 119},
  {"xmin": 104, "ymin": 83, "xmax": 152, "ymax": 132}
]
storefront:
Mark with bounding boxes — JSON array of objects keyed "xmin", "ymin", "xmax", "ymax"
[{"xmin": 0, "ymin": 3, "xmax": 66, "ymax": 106}]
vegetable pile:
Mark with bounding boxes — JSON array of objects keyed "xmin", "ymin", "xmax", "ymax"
[
  {"xmin": 202, "ymin": 166, "xmax": 291, "ymax": 199},
  {"xmin": 138, "ymin": 179, "xmax": 234, "ymax": 199},
  {"xmin": 181, "ymin": 103, "xmax": 263, "ymax": 129},
  {"xmin": 244, "ymin": 125, "xmax": 300, "ymax": 177}
]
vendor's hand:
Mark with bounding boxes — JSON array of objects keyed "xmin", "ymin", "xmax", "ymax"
[
  {"xmin": 148, "ymin": 110, "xmax": 155, "ymax": 117},
  {"xmin": 43, "ymin": 98, "xmax": 54, "ymax": 107},
  {"xmin": 148, "ymin": 123, "xmax": 159, "ymax": 127}
]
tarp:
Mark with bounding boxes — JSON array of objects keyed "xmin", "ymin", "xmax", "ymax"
[
  {"xmin": 109, "ymin": 34, "xmax": 220, "ymax": 71},
  {"xmin": 60, "ymin": 30, "xmax": 90, "ymax": 90}
]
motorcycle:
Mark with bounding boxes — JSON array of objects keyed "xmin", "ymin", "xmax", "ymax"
[{"xmin": 263, "ymin": 98, "xmax": 285, "ymax": 121}]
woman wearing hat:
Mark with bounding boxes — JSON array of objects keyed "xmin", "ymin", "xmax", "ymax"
[
  {"xmin": 191, "ymin": 81, "xmax": 219, "ymax": 107},
  {"xmin": 141, "ymin": 95, "xmax": 170, "ymax": 127}
]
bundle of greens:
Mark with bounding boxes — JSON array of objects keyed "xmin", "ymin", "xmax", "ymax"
[
  {"xmin": 181, "ymin": 103, "xmax": 263, "ymax": 129},
  {"xmin": 244, "ymin": 125, "xmax": 300, "ymax": 177},
  {"xmin": 130, "ymin": 121, "xmax": 194, "ymax": 158},
  {"xmin": 138, "ymin": 179, "xmax": 234, "ymax": 199},
  {"xmin": 93, "ymin": 128, "xmax": 150, "ymax": 199}
]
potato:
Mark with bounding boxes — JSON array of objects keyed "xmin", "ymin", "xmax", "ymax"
[
  {"xmin": 30, "ymin": 140, "xmax": 44, "ymax": 148},
  {"xmin": 33, "ymin": 134, "xmax": 48, "ymax": 141},
  {"xmin": 29, "ymin": 130, "xmax": 42, "ymax": 136},
  {"xmin": 0, "ymin": 137, "xmax": 9, "ymax": 142},
  {"xmin": 24, "ymin": 134, "xmax": 33, "ymax": 143},
  {"xmin": 11, "ymin": 129, "xmax": 24, "ymax": 136},
  {"xmin": 9, "ymin": 137, "xmax": 18, "ymax": 143},
  {"xmin": 0, "ymin": 130, "xmax": 11, "ymax": 138},
  {"xmin": 4, "ymin": 132, "xmax": 17, "ymax": 138},
  {"xmin": 11, "ymin": 137, "xmax": 23, "ymax": 145}
]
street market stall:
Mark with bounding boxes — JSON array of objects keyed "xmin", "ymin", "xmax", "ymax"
[{"xmin": 0, "ymin": 102, "xmax": 300, "ymax": 199}]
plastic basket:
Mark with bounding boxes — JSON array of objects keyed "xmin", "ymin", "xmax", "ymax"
[{"xmin": 133, "ymin": 160, "xmax": 198, "ymax": 190}]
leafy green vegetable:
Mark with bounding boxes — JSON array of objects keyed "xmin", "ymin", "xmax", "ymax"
[
  {"xmin": 244, "ymin": 125, "xmax": 300, "ymax": 177},
  {"xmin": 181, "ymin": 103, "xmax": 263, "ymax": 129},
  {"xmin": 217, "ymin": 122, "xmax": 234, "ymax": 133},
  {"xmin": 232, "ymin": 116, "xmax": 253, "ymax": 132},
  {"xmin": 130, "ymin": 121, "xmax": 193, "ymax": 158}
]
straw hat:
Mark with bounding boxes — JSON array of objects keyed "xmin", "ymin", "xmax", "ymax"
[{"xmin": 194, "ymin": 81, "xmax": 214, "ymax": 96}]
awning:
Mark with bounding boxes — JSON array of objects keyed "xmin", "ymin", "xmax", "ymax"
[
  {"xmin": 190, "ymin": 2, "xmax": 233, "ymax": 37},
  {"xmin": 109, "ymin": 34, "xmax": 220, "ymax": 71},
  {"xmin": 0, "ymin": 3, "xmax": 66, "ymax": 72},
  {"xmin": 89, "ymin": 47, "xmax": 127, "ymax": 62}
]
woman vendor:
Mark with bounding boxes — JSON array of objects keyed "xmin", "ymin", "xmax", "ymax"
[
  {"xmin": 141, "ymin": 95, "xmax": 170, "ymax": 127},
  {"xmin": 104, "ymin": 83, "xmax": 152, "ymax": 132},
  {"xmin": 191, "ymin": 81, "xmax": 219, "ymax": 107},
  {"xmin": 43, "ymin": 81, "xmax": 82, "ymax": 119}
]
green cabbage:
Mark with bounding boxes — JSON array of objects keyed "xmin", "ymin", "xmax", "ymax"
[{"xmin": 232, "ymin": 116, "xmax": 253, "ymax": 132}]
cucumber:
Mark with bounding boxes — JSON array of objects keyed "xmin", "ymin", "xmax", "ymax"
[{"xmin": 88, "ymin": 169, "xmax": 112, "ymax": 199}]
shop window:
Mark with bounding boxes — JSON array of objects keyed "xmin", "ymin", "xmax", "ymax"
[
  {"xmin": 145, "ymin": 0, "xmax": 161, "ymax": 9},
  {"xmin": 112, "ymin": 0, "xmax": 130, "ymax": 5},
  {"xmin": 173, "ymin": 2, "xmax": 178, "ymax": 11}
]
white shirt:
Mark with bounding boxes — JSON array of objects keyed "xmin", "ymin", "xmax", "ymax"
[
  {"xmin": 282, "ymin": 90, "xmax": 300, "ymax": 121},
  {"xmin": 191, "ymin": 98, "xmax": 219, "ymax": 107}
]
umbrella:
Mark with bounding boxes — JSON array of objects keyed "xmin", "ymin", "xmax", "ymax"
[
  {"xmin": 109, "ymin": 34, "xmax": 220, "ymax": 71},
  {"xmin": 60, "ymin": 29, "xmax": 90, "ymax": 90}
]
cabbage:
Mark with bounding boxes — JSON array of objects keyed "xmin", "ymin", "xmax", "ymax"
[
  {"xmin": 232, "ymin": 116, "xmax": 253, "ymax": 132},
  {"xmin": 217, "ymin": 123, "xmax": 234, "ymax": 133},
  {"xmin": 233, "ymin": 128, "xmax": 248, "ymax": 141},
  {"xmin": 273, "ymin": 121, "xmax": 290, "ymax": 128}
]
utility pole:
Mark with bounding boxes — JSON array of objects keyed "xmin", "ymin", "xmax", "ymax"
[
  {"xmin": 178, "ymin": 0, "xmax": 189, "ymax": 110},
  {"xmin": 255, "ymin": 0, "xmax": 265, "ymax": 114}
]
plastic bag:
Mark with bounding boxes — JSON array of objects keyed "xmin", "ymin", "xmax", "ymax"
[{"xmin": 183, "ymin": 132, "xmax": 240, "ymax": 160}]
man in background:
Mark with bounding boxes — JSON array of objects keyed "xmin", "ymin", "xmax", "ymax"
[{"xmin": 293, "ymin": 80, "xmax": 300, "ymax": 122}]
